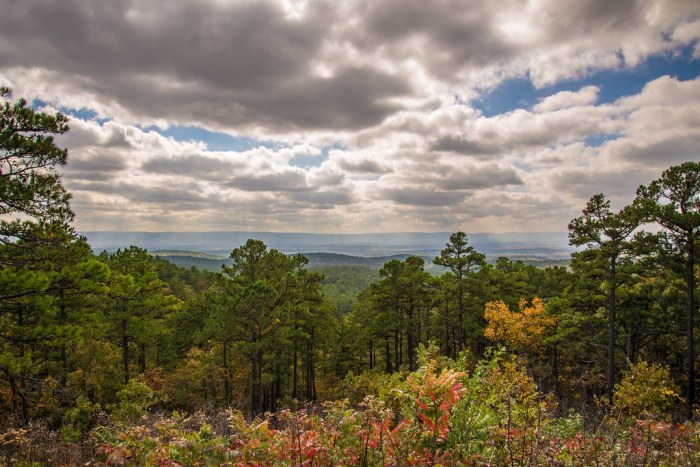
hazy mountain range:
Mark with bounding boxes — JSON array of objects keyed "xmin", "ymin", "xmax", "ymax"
[{"xmin": 82, "ymin": 231, "xmax": 573, "ymax": 259}]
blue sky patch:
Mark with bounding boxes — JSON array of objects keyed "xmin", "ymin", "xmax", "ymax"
[
  {"xmin": 142, "ymin": 125, "xmax": 277, "ymax": 152},
  {"xmin": 288, "ymin": 142, "xmax": 345, "ymax": 168},
  {"xmin": 34, "ymin": 101, "xmax": 111, "ymax": 125},
  {"xmin": 474, "ymin": 45, "xmax": 700, "ymax": 117},
  {"xmin": 584, "ymin": 133, "xmax": 619, "ymax": 148}
]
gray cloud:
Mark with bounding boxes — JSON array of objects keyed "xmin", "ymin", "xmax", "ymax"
[
  {"xmin": 141, "ymin": 155, "xmax": 244, "ymax": 181},
  {"xmin": 382, "ymin": 162, "xmax": 523, "ymax": 193},
  {"xmin": 356, "ymin": 0, "xmax": 517, "ymax": 75},
  {"xmin": 437, "ymin": 166, "xmax": 523, "ymax": 191},
  {"xmin": 65, "ymin": 154, "xmax": 128, "ymax": 173},
  {"xmin": 547, "ymin": 167, "xmax": 653, "ymax": 200},
  {"xmin": 607, "ymin": 135, "xmax": 700, "ymax": 167},
  {"xmin": 63, "ymin": 172, "xmax": 118, "ymax": 183},
  {"xmin": 0, "ymin": 0, "xmax": 410, "ymax": 131},
  {"xmin": 69, "ymin": 180, "xmax": 209, "ymax": 204},
  {"xmin": 240, "ymin": 66, "xmax": 410, "ymax": 130},
  {"xmin": 541, "ymin": 0, "xmax": 646, "ymax": 40},
  {"xmin": 378, "ymin": 186, "xmax": 470, "ymax": 207},
  {"xmin": 230, "ymin": 170, "xmax": 311, "ymax": 192},
  {"xmin": 0, "ymin": 0, "xmax": 324, "ymax": 84},
  {"xmin": 430, "ymin": 136, "xmax": 501, "ymax": 157},
  {"xmin": 291, "ymin": 188, "xmax": 356, "ymax": 208},
  {"xmin": 3, "ymin": 0, "xmax": 695, "ymax": 133},
  {"xmin": 337, "ymin": 158, "xmax": 392, "ymax": 174},
  {"xmin": 1, "ymin": 0, "xmax": 698, "ymax": 233}
]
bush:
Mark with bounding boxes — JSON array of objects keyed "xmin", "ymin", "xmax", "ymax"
[
  {"xmin": 110, "ymin": 379, "xmax": 158, "ymax": 425},
  {"xmin": 61, "ymin": 396, "xmax": 101, "ymax": 442},
  {"xmin": 612, "ymin": 361, "xmax": 680, "ymax": 422}
]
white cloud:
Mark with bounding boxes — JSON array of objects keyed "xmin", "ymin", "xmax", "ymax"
[
  {"xmin": 48, "ymin": 73, "xmax": 700, "ymax": 232},
  {"xmin": 1, "ymin": 0, "xmax": 698, "ymax": 233},
  {"xmin": 533, "ymin": 86, "xmax": 600, "ymax": 112}
]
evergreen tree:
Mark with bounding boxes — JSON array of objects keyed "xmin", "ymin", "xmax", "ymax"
[
  {"xmin": 0, "ymin": 87, "xmax": 72, "ymax": 226},
  {"xmin": 433, "ymin": 232, "xmax": 485, "ymax": 351},
  {"xmin": 569, "ymin": 193, "xmax": 641, "ymax": 403},
  {"xmin": 636, "ymin": 162, "xmax": 700, "ymax": 420},
  {"xmin": 0, "ymin": 89, "xmax": 80, "ymax": 423}
]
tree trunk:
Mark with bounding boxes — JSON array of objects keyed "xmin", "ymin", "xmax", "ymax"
[
  {"xmin": 223, "ymin": 341, "xmax": 230, "ymax": 406},
  {"xmin": 2, "ymin": 368, "xmax": 28, "ymax": 425},
  {"xmin": 444, "ymin": 298, "xmax": 450, "ymax": 357},
  {"xmin": 625, "ymin": 318, "xmax": 640, "ymax": 366},
  {"xmin": 416, "ymin": 304, "xmax": 421, "ymax": 349},
  {"xmin": 608, "ymin": 256, "xmax": 616, "ymax": 404},
  {"xmin": 274, "ymin": 350, "xmax": 282, "ymax": 411},
  {"xmin": 139, "ymin": 343, "xmax": 146, "ymax": 374},
  {"xmin": 18, "ymin": 306, "xmax": 28, "ymax": 424},
  {"xmin": 686, "ymin": 236, "xmax": 695, "ymax": 420},
  {"xmin": 60, "ymin": 344, "xmax": 67, "ymax": 386},
  {"xmin": 251, "ymin": 328, "xmax": 263, "ymax": 417},
  {"xmin": 293, "ymin": 339, "xmax": 298, "ymax": 400},
  {"xmin": 59, "ymin": 298, "xmax": 68, "ymax": 386},
  {"xmin": 394, "ymin": 328, "xmax": 400, "ymax": 371},
  {"xmin": 305, "ymin": 339, "xmax": 315, "ymax": 401},
  {"xmin": 122, "ymin": 319, "xmax": 129, "ymax": 384},
  {"xmin": 552, "ymin": 344, "xmax": 561, "ymax": 404},
  {"xmin": 451, "ymin": 326, "xmax": 457, "ymax": 359},
  {"xmin": 251, "ymin": 348, "xmax": 263, "ymax": 416},
  {"xmin": 385, "ymin": 335, "xmax": 392, "ymax": 373},
  {"xmin": 407, "ymin": 304, "xmax": 416, "ymax": 371},
  {"xmin": 457, "ymin": 284, "xmax": 465, "ymax": 350}
]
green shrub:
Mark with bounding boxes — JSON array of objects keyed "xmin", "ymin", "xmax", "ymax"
[
  {"xmin": 109, "ymin": 379, "xmax": 157, "ymax": 425},
  {"xmin": 61, "ymin": 396, "xmax": 101, "ymax": 442},
  {"xmin": 612, "ymin": 360, "xmax": 680, "ymax": 421}
]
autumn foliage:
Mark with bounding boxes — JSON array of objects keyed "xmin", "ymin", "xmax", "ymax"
[
  {"xmin": 1, "ymin": 98, "xmax": 699, "ymax": 467},
  {"xmin": 484, "ymin": 297, "xmax": 557, "ymax": 351}
]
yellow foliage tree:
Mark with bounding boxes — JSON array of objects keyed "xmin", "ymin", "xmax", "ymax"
[{"xmin": 484, "ymin": 297, "xmax": 556, "ymax": 352}]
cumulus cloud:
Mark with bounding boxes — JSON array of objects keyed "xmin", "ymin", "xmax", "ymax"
[
  {"xmin": 1, "ymin": 0, "xmax": 698, "ymax": 233},
  {"xmin": 533, "ymin": 86, "xmax": 600, "ymax": 112},
  {"xmin": 334, "ymin": 155, "xmax": 393, "ymax": 174}
]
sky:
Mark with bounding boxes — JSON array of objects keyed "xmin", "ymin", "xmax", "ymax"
[{"xmin": 1, "ymin": 0, "xmax": 699, "ymax": 234}]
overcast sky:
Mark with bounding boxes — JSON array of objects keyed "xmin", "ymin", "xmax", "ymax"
[{"xmin": 1, "ymin": 0, "xmax": 699, "ymax": 233}]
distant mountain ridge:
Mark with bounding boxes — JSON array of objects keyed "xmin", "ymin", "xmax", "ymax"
[
  {"xmin": 152, "ymin": 250, "xmax": 569, "ymax": 272},
  {"xmin": 151, "ymin": 251, "xmax": 438, "ymax": 272},
  {"xmin": 82, "ymin": 230, "xmax": 573, "ymax": 258}
]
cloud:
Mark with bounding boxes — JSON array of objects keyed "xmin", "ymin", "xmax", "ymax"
[
  {"xmin": 1, "ymin": 0, "xmax": 698, "ymax": 233},
  {"xmin": 335, "ymin": 157, "xmax": 393, "ymax": 174},
  {"xmin": 0, "ymin": 0, "xmax": 410, "ymax": 132},
  {"xmin": 141, "ymin": 155, "xmax": 245, "ymax": 181},
  {"xmin": 430, "ymin": 136, "xmax": 501, "ymax": 157},
  {"xmin": 2, "ymin": 0, "xmax": 698, "ymax": 133},
  {"xmin": 230, "ymin": 170, "xmax": 311, "ymax": 193},
  {"xmin": 49, "ymin": 73, "xmax": 700, "ymax": 232},
  {"xmin": 533, "ymin": 86, "xmax": 600, "ymax": 112},
  {"xmin": 377, "ymin": 186, "xmax": 471, "ymax": 207}
]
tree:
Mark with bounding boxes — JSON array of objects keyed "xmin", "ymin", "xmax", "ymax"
[
  {"xmin": 433, "ymin": 232, "xmax": 485, "ymax": 351},
  {"xmin": 100, "ymin": 247, "xmax": 179, "ymax": 385},
  {"xmin": 568, "ymin": 193, "xmax": 641, "ymax": 403},
  {"xmin": 359, "ymin": 257, "xmax": 432, "ymax": 372},
  {"xmin": 636, "ymin": 162, "xmax": 700, "ymax": 420},
  {"xmin": 218, "ymin": 240, "xmax": 336, "ymax": 415},
  {"xmin": 0, "ymin": 87, "xmax": 72, "ymax": 226},
  {"xmin": 0, "ymin": 89, "xmax": 77, "ymax": 424},
  {"xmin": 484, "ymin": 297, "xmax": 557, "ymax": 354}
]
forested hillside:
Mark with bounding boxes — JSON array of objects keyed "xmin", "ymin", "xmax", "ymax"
[{"xmin": 2, "ymin": 89, "xmax": 700, "ymax": 464}]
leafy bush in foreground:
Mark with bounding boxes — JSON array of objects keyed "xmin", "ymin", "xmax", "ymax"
[{"xmin": 2, "ymin": 351, "xmax": 698, "ymax": 465}]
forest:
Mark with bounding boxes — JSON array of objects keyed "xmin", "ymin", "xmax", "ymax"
[{"xmin": 2, "ymin": 87, "xmax": 700, "ymax": 465}]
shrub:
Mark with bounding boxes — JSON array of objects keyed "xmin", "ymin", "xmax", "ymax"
[{"xmin": 612, "ymin": 360, "xmax": 680, "ymax": 422}]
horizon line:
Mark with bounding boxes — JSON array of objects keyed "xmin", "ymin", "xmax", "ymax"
[{"xmin": 79, "ymin": 230, "xmax": 568, "ymax": 235}]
